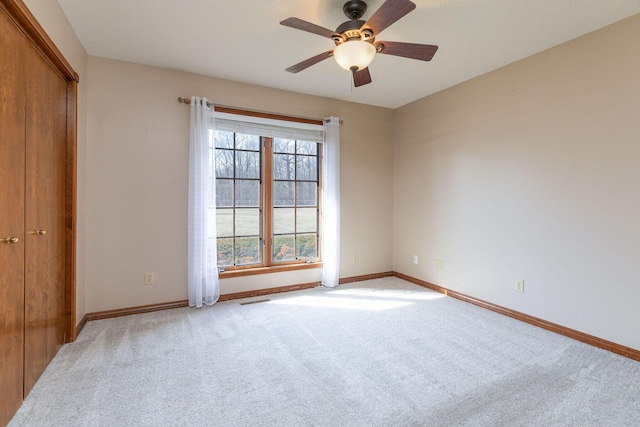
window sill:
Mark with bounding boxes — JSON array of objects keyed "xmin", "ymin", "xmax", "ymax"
[{"xmin": 219, "ymin": 262, "xmax": 322, "ymax": 279}]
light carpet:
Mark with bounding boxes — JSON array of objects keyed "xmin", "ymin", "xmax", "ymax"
[{"xmin": 8, "ymin": 277, "xmax": 640, "ymax": 426}]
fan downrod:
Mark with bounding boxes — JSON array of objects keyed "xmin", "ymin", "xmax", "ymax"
[{"xmin": 343, "ymin": 0, "xmax": 367, "ymax": 20}]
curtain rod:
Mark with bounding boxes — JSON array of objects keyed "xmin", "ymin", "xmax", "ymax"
[
  {"xmin": 178, "ymin": 96, "xmax": 214, "ymax": 108},
  {"xmin": 177, "ymin": 97, "xmax": 340, "ymax": 125}
]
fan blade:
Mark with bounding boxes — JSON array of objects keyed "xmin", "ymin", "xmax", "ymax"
[
  {"xmin": 375, "ymin": 41, "xmax": 438, "ymax": 61},
  {"xmin": 280, "ymin": 17, "xmax": 340, "ymax": 39},
  {"xmin": 353, "ymin": 67, "xmax": 372, "ymax": 87},
  {"xmin": 360, "ymin": 0, "xmax": 416, "ymax": 36},
  {"xmin": 285, "ymin": 50, "xmax": 334, "ymax": 73}
]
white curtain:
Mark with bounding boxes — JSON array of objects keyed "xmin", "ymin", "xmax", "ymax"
[
  {"xmin": 188, "ymin": 96, "xmax": 220, "ymax": 307},
  {"xmin": 321, "ymin": 117, "xmax": 341, "ymax": 287}
]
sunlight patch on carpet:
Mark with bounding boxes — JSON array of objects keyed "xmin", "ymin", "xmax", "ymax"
[
  {"xmin": 267, "ymin": 295, "xmax": 413, "ymax": 311},
  {"xmin": 328, "ymin": 288, "xmax": 446, "ymax": 301}
]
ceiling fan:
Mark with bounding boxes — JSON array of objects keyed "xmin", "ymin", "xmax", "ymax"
[{"xmin": 281, "ymin": 0, "xmax": 438, "ymax": 87}]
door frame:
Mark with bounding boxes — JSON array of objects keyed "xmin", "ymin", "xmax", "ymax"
[{"xmin": 0, "ymin": 0, "xmax": 79, "ymax": 342}]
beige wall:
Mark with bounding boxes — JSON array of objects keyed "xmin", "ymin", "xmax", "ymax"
[
  {"xmin": 85, "ymin": 57, "xmax": 394, "ymax": 312},
  {"xmin": 23, "ymin": 0, "xmax": 88, "ymax": 324},
  {"xmin": 393, "ymin": 14, "xmax": 640, "ymax": 350}
]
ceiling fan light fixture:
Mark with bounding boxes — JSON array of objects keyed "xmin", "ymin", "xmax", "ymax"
[
  {"xmin": 281, "ymin": 0, "xmax": 437, "ymax": 87},
  {"xmin": 333, "ymin": 40, "xmax": 376, "ymax": 72}
]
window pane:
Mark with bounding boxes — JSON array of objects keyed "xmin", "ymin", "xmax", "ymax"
[
  {"xmin": 235, "ymin": 237, "xmax": 261, "ymax": 265},
  {"xmin": 273, "ymin": 235, "xmax": 295, "ymax": 262},
  {"xmin": 216, "ymin": 209, "xmax": 233, "ymax": 237},
  {"xmin": 235, "ymin": 151, "xmax": 260, "ymax": 179},
  {"xmin": 214, "ymin": 131, "xmax": 234, "ymax": 148},
  {"xmin": 273, "ymin": 181, "xmax": 294, "ymax": 206},
  {"xmin": 236, "ymin": 208, "xmax": 260, "ymax": 236},
  {"xmin": 296, "ymin": 182, "xmax": 316, "ymax": 206},
  {"xmin": 296, "ymin": 208, "xmax": 317, "ymax": 233},
  {"xmin": 297, "ymin": 141, "xmax": 317, "ymax": 155},
  {"xmin": 236, "ymin": 180, "xmax": 259, "ymax": 207},
  {"xmin": 215, "ymin": 149, "xmax": 234, "ymax": 178},
  {"xmin": 297, "ymin": 234, "xmax": 317, "ymax": 260},
  {"xmin": 296, "ymin": 155, "xmax": 317, "ymax": 181},
  {"xmin": 217, "ymin": 238, "xmax": 233, "ymax": 267},
  {"xmin": 273, "ymin": 154, "xmax": 295, "ymax": 180},
  {"xmin": 273, "ymin": 208, "xmax": 294, "ymax": 234},
  {"xmin": 216, "ymin": 179, "xmax": 233, "ymax": 207},
  {"xmin": 274, "ymin": 138, "xmax": 295, "ymax": 153},
  {"xmin": 235, "ymin": 133, "xmax": 260, "ymax": 151}
]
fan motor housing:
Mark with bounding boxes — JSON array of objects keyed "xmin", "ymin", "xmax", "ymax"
[
  {"xmin": 334, "ymin": 19, "xmax": 375, "ymax": 45},
  {"xmin": 332, "ymin": 1, "xmax": 377, "ymax": 44},
  {"xmin": 336, "ymin": 19, "xmax": 365, "ymax": 38}
]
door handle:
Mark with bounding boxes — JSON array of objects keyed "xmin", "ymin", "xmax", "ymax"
[
  {"xmin": 36, "ymin": 230, "xmax": 47, "ymax": 235},
  {"xmin": 4, "ymin": 237, "xmax": 19, "ymax": 244}
]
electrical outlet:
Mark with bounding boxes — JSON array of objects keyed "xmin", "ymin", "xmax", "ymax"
[
  {"xmin": 435, "ymin": 260, "xmax": 444, "ymax": 271},
  {"xmin": 352, "ymin": 253, "xmax": 358, "ymax": 263},
  {"xmin": 515, "ymin": 279, "xmax": 524, "ymax": 292},
  {"xmin": 413, "ymin": 255, "xmax": 419, "ymax": 265},
  {"xmin": 145, "ymin": 272, "xmax": 154, "ymax": 285}
]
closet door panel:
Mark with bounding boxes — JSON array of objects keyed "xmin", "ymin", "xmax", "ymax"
[
  {"xmin": 0, "ymin": 9, "xmax": 26, "ymax": 426},
  {"xmin": 23, "ymin": 44, "xmax": 67, "ymax": 396}
]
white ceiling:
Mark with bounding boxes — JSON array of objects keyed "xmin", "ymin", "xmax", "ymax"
[{"xmin": 57, "ymin": 0, "xmax": 640, "ymax": 109}]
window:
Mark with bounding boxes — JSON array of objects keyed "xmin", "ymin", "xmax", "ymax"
[
  {"xmin": 271, "ymin": 138, "xmax": 319, "ymax": 263},
  {"xmin": 213, "ymin": 132, "xmax": 263, "ymax": 267},
  {"xmin": 211, "ymin": 128, "xmax": 321, "ymax": 271}
]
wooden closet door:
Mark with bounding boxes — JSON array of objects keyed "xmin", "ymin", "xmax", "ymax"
[
  {"xmin": 0, "ymin": 8, "xmax": 26, "ymax": 426},
  {"xmin": 23, "ymin": 42, "xmax": 68, "ymax": 395}
]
